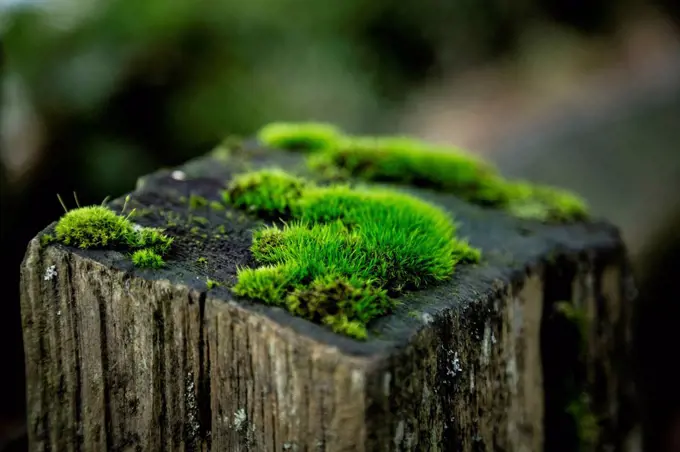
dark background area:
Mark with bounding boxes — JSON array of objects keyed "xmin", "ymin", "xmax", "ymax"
[{"xmin": 2, "ymin": 0, "xmax": 679, "ymax": 450}]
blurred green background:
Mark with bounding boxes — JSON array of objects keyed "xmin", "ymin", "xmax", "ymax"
[{"xmin": 2, "ymin": 0, "xmax": 680, "ymax": 450}]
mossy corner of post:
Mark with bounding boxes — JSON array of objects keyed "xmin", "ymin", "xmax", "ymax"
[
  {"xmin": 222, "ymin": 168, "xmax": 481, "ymax": 340},
  {"xmin": 256, "ymin": 121, "xmax": 589, "ymax": 223},
  {"xmin": 45, "ymin": 194, "xmax": 174, "ymax": 269}
]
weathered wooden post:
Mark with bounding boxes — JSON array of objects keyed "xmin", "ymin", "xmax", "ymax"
[{"xmin": 20, "ymin": 124, "xmax": 639, "ymax": 451}]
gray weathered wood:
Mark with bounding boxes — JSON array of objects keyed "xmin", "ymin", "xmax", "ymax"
[{"xmin": 20, "ymin": 143, "xmax": 639, "ymax": 451}]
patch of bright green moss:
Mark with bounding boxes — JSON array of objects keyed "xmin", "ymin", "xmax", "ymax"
[
  {"xmin": 54, "ymin": 201, "xmax": 173, "ymax": 268},
  {"xmin": 40, "ymin": 234, "xmax": 56, "ymax": 247},
  {"xmin": 188, "ymin": 194, "xmax": 208, "ymax": 210},
  {"xmin": 56, "ymin": 206, "xmax": 135, "ymax": 248},
  {"xmin": 258, "ymin": 122, "xmax": 342, "ymax": 152},
  {"xmin": 131, "ymin": 249, "xmax": 165, "ymax": 269},
  {"xmin": 224, "ymin": 168, "xmax": 480, "ymax": 339},
  {"xmin": 222, "ymin": 168, "xmax": 308, "ymax": 216},
  {"xmin": 255, "ymin": 122, "xmax": 589, "ymax": 223},
  {"xmin": 206, "ymin": 278, "xmax": 221, "ymax": 290}
]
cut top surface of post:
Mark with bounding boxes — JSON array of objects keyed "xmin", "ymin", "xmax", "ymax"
[{"xmin": 34, "ymin": 139, "xmax": 622, "ymax": 358}]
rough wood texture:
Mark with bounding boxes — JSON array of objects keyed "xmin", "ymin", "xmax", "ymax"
[{"xmin": 21, "ymin": 143, "xmax": 639, "ymax": 451}]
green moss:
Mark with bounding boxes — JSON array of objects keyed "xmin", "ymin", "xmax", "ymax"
[
  {"xmin": 210, "ymin": 200, "xmax": 225, "ymax": 211},
  {"xmin": 53, "ymin": 200, "xmax": 173, "ymax": 268},
  {"xmin": 223, "ymin": 168, "xmax": 308, "ymax": 216},
  {"xmin": 226, "ymin": 168, "xmax": 479, "ymax": 339},
  {"xmin": 188, "ymin": 194, "xmax": 208, "ymax": 210},
  {"xmin": 40, "ymin": 234, "xmax": 56, "ymax": 247},
  {"xmin": 55, "ymin": 206, "xmax": 135, "ymax": 248},
  {"xmin": 131, "ymin": 249, "xmax": 165, "ymax": 269},
  {"xmin": 554, "ymin": 301, "xmax": 598, "ymax": 449},
  {"xmin": 566, "ymin": 393, "xmax": 600, "ymax": 450},
  {"xmin": 191, "ymin": 216, "xmax": 209, "ymax": 225},
  {"xmin": 196, "ymin": 257, "xmax": 208, "ymax": 265},
  {"xmin": 256, "ymin": 122, "xmax": 589, "ymax": 223},
  {"xmin": 206, "ymin": 278, "xmax": 221, "ymax": 290},
  {"xmin": 258, "ymin": 122, "xmax": 341, "ymax": 152}
]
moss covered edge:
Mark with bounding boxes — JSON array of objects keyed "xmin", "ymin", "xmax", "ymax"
[{"xmin": 257, "ymin": 121, "xmax": 589, "ymax": 223}]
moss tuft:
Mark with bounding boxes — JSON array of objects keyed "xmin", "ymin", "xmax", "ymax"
[
  {"xmin": 126, "ymin": 227, "xmax": 174, "ymax": 255},
  {"xmin": 256, "ymin": 122, "xmax": 589, "ymax": 223},
  {"xmin": 206, "ymin": 278, "xmax": 221, "ymax": 290},
  {"xmin": 40, "ymin": 233, "xmax": 56, "ymax": 247},
  {"xmin": 131, "ymin": 249, "xmax": 165, "ymax": 269},
  {"xmin": 209, "ymin": 200, "xmax": 225, "ymax": 211},
  {"xmin": 258, "ymin": 122, "xmax": 341, "ymax": 152},
  {"xmin": 188, "ymin": 194, "xmax": 208, "ymax": 210},
  {"xmin": 227, "ymin": 168, "xmax": 479, "ymax": 339},
  {"xmin": 54, "ymin": 203, "xmax": 173, "ymax": 268},
  {"xmin": 55, "ymin": 206, "xmax": 135, "ymax": 248},
  {"xmin": 222, "ymin": 168, "xmax": 308, "ymax": 216}
]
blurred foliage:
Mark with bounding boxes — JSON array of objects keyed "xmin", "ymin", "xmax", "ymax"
[{"xmin": 3, "ymin": 0, "xmax": 628, "ymax": 155}]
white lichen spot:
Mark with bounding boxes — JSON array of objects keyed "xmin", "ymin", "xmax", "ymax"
[
  {"xmin": 422, "ymin": 382, "xmax": 431, "ymax": 401},
  {"xmin": 421, "ymin": 312, "xmax": 434, "ymax": 324},
  {"xmin": 351, "ymin": 369, "xmax": 364, "ymax": 389},
  {"xmin": 56, "ymin": 310, "xmax": 61, "ymax": 317},
  {"xmin": 469, "ymin": 369, "xmax": 475, "ymax": 392},
  {"xmin": 506, "ymin": 355, "xmax": 518, "ymax": 387},
  {"xmin": 446, "ymin": 350, "xmax": 463, "ymax": 377},
  {"xmin": 383, "ymin": 372, "xmax": 392, "ymax": 396},
  {"xmin": 171, "ymin": 170, "xmax": 186, "ymax": 181},
  {"xmin": 282, "ymin": 442, "xmax": 298, "ymax": 451},
  {"xmin": 393, "ymin": 420, "xmax": 405, "ymax": 446},
  {"xmin": 453, "ymin": 352, "xmax": 462, "ymax": 373},
  {"xmin": 132, "ymin": 223, "xmax": 143, "ymax": 232},
  {"xmin": 491, "ymin": 331, "xmax": 497, "ymax": 345},
  {"xmin": 44, "ymin": 265, "xmax": 57, "ymax": 281},
  {"xmin": 233, "ymin": 408, "xmax": 247, "ymax": 432},
  {"xmin": 481, "ymin": 324, "xmax": 492, "ymax": 366}
]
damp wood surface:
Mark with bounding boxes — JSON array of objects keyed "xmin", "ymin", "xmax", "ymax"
[{"xmin": 20, "ymin": 142, "xmax": 639, "ymax": 451}]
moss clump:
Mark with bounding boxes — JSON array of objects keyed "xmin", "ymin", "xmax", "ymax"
[
  {"xmin": 222, "ymin": 168, "xmax": 308, "ymax": 216},
  {"xmin": 206, "ymin": 278, "xmax": 221, "ymax": 290},
  {"xmin": 131, "ymin": 249, "xmax": 165, "ymax": 269},
  {"xmin": 54, "ymin": 201, "xmax": 173, "ymax": 268},
  {"xmin": 258, "ymin": 122, "xmax": 342, "ymax": 152},
  {"xmin": 188, "ymin": 194, "xmax": 208, "ymax": 210},
  {"xmin": 256, "ymin": 122, "xmax": 589, "ymax": 223},
  {"xmin": 55, "ymin": 206, "xmax": 135, "ymax": 248},
  {"xmin": 196, "ymin": 257, "xmax": 208, "ymax": 265},
  {"xmin": 40, "ymin": 234, "xmax": 56, "ymax": 247},
  {"xmin": 209, "ymin": 200, "xmax": 225, "ymax": 211},
  {"xmin": 225, "ymin": 168, "xmax": 479, "ymax": 339}
]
